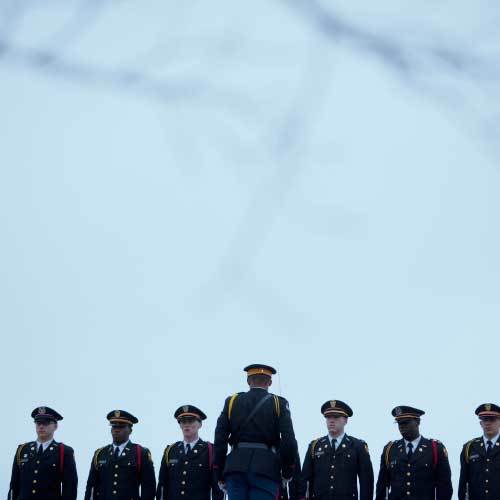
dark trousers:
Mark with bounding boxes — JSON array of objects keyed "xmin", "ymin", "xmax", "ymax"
[{"xmin": 226, "ymin": 472, "xmax": 279, "ymax": 500}]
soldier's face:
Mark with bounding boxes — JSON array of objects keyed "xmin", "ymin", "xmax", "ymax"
[
  {"xmin": 35, "ymin": 420, "xmax": 57, "ymax": 441},
  {"xmin": 326, "ymin": 416, "xmax": 347, "ymax": 436},
  {"xmin": 397, "ymin": 419, "xmax": 420, "ymax": 441},
  {"xmin": 179, "ymin": 417, "xmax": 201, "ymax": 441},
  {"xmin": 111, "ymin": 424, "xmax": 132, "ymax": 444},
  {"xmin": 480, "ymin": 417, "xmax": 500, "ymax": 438}
]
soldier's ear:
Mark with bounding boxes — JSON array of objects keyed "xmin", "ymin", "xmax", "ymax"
[{"xmin": 268, "ymin": 379, "xmax": 273, "ymax": 387}]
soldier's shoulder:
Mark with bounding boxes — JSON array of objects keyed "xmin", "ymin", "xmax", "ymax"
[
  {"xmin": 383, "ymin": 439, "xmax": 399, "ymax": 450},
  {"xmin": 309, "ymin": 436, "xmax": 327, "ymax": 447},
  {"xmin": 58, "ymin": 443, "xmax": 75, "ymax": 453},
  {"xmin": 429, "ymin": 438, "xmax": 446, "ymax": 448},
  {"xmin": 462, "ymin": 437, "xmax": 481, "ymax": 449},
  {"xmin": 225, "ymin": 392, "xmax": 244, "ymax": 402},
  {"xmin": 347, "ymin": 435, "xmax": 368, "ymax": 446}
]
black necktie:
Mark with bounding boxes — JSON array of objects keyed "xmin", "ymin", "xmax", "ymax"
[
  {"xmin": 331, "ymin": 439, "xmax": 337, "ymax": 452},
  {"xmin": 486, "ymin": 441, "xmax": 493, "ymax": 454},
  {"xmin": 186, "ymin": 444, "xmax": 191, "ymax": 454},
  {"xmin": 37, "ymin": 444, "xmax": 43, "ymax": 456},
  {"xmin": 114, "ymin": 447, "xmax": 120, "ymax": 460},
  {"xmin": 407, "ymin": 442, "xmax": 414, "ymax": 459}
]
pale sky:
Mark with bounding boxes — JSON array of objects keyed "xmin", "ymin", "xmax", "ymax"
[{"xmin": 1, "ymin": 1, "xmax": 499, "ymax": 496}]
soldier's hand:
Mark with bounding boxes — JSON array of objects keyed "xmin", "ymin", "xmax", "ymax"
[{"xmin": 218, "ymin": 481, "xmax": 227, "ymax": 493}]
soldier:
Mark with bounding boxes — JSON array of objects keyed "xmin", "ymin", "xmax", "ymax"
[
  {"xmin": 214, "ymin": 364, "xmax": 299, "ymax": 500},
  {"xmin": 375, "ymin": 406, "xmax": 452, "ymax": 500},
  {"xmin": 8, "ymin": 406, "xmax": 78, "ymax": 500},
  {"xmin": 458, "ymin": 403, "xmax": 500, "ymax": 500},
  {"xmin": 300, "ymin": 400, "xmax": 373, "ymax": 500},
  {"xmin": 84, "ymin": 410, "xmax": 156, "ymax": 500},
  {"xmin": 156, "ymin": 405, "xmax": 223, "ymax": 500}
]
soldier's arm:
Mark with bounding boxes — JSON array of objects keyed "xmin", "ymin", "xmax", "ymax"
[
  {"xmin": 299, "ymin": 442, "xmax": 313, "ymax": 499},
  {"xmin": 8, "ymin": 448, "xmax": 21, "ymax": 500},
  {"xmin": 458, "ymin": 444, "xmax": 469, "ymax": 500},
  {"xmin": 357, "ymin": 441, "xmax": 374, "ymax": 500},
  {"xmin": 139, "ymin": 448, "xmax": 156, "ymax": 500},
  {"xmin": 435, "ymin": 442, "xmax": 453, "ymax": 500},
  {"xmin": 213, "ymin": 396, "xmax": 232, "ymax": 482},
  {"xmin": 84, "ymin": 455, "xmax": 98, "ymax": 500},
  {"xmin": 287, "ymin": 453, "xmax": 303, "ymax": 500},
  {"xmin": 156, "ymin": 448, "xmax": 169, "ymax": 500},
  {"xmin": 278, "ymin": 397, "xmax": 299, "ymax": 479},
  {"xmin": 61, "ymin": 446, "xmax": 78, "ymax": 500},
  {"xmin": 374, "ymin": 445, "xmax": 390, "ymax": 500}
]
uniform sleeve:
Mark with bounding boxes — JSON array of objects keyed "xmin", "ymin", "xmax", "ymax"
[
  {"xmin": 278, "ymin": 397, "xmax": 299, "ymax": 479},
  {"xmin": 435, "ymin": 442, "xmax": 453, "ymax": 500},
  {"xmin": 62, "ymin": 446, "xmax": 78, "ymax": 500},
  {"xmin": 374, "ymin": 444, "xmax": 390, "ymax": 500},
  {"xmin": 287, "ymin": 453, "xmax": 303, "ymax": 500},
  {"xmin": 458, "ymin": 443, "xmax": 469, "ymax": 500},
  {"xmin": 214, "ymin": 396, "xmax": 232, "ymax": 482},
  {"xmin": 84, "ymin": 453, "xmax": 98, "ymax": 500},
  {"xmin": 8, "ymin": 447, "xmax": 21, "ymax": 500},
  {"xmin": 140, "ymin": 448, "xmax": 157, "ymax": 500},
  {"xmin": 156, "ymin": 448, "xmax": 169, "ymax": 500},
  {"xmin": 299, "ymin": 442, "xmax": 314, "ymax": 499},
  {"xmin": 357, "ymin": 441, "xmax": 374, "ymax": 500}
]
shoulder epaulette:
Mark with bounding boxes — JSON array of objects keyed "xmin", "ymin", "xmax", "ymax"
[
  {"xmin": 384, "ymin": 441, "xmax": 395, "ymax": 468},
  {"xmin": 16, "ymin": 443, "xmax": 28, "ymax": 466},
  {"xmin": 273, "ymin": 395, "xmax": 280, "ymax": 417},
  {"xmin": 93, "ymin": 447, "xmax": 106, "ymax": 469}
]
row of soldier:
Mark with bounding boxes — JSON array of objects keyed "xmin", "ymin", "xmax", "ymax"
[{"xmin": 8, "ymin": 364, "xmax": 500, "ymax": 500}]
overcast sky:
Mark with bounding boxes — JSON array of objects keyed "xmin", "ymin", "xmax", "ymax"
[{"xmin": 1, "ymin": 0, "xmax": 499, "ymax": 496}]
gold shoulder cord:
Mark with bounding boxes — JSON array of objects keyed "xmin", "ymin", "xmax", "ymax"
[
  {"xmin": 310, "ymin": 439, "xmax": 319, "ymax": 458},
  {"xmin": 273, "ymin": 396, "xmax": 280, "ymax": 417},
  {"xmin": 464, "ymin": 440, "xmax": 474, "ymax": 464},
  {"xmin": 384, "ymin": 442, "xmax": 394, "ymax": 468},
  {"xmin": 16, "ymin": 444, "xmax": 27, "ymax": 466},
  {"xmin": 163, "ymin": 445, "xmax": 173, "ymax": 463},
  {"xmin": 228, "ymin": 393, "xmax": 239, "ymax": 420},
  {"xmin": 93, "ymin": 448, "xmax": 105, "ymax": 469}
]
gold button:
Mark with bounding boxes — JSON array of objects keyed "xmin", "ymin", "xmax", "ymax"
[
  {"xmin": 330, "ymin": 476, "xmax": 334, "ymax": 479},
  {"xmin": 113, "ymin": 492, "xmax": 117, "ymax": 495},
  {"xmin": 330, "ymin": 486, "xmax": 334, "ymax": 490},
  {"xmin": 486, "ymin": 469, "xmax": 489, "ymax": 472},
  {"xmin": 34, "ymin": 471, "xmax": 38, "ymax": 474},
  {"xmin": 485, "ymin": 491, "xmax": 488, "ymax": 494},
  {"xmin": 36, "ymin": 461, "xmax": 40, "ymax": 464},
  {"xmin": 32, "ymin": 490, "xmax": 36, "ymax": 494},
  {"xmin": 114, "ymin": 474, "xmax": 118, "ymax": 477},
  {"xmin": 185, "ymin": 461, "xmax": 188, "ymax": 465},
  {"xmin": 487, "ymin": 459, "xmax": 490, "ymax": 462},
  {"xmin": 181, "ymin": 492, "xmax": 185, "ymax": 496},
  {"xmin": 407, "ymin": 492, "xmax": 410, "ymax": 496},
  {"xmin": 33, "ymin": 480, "xmax": 37, "ymax": 484},
  {"xmin": 114, "ymin": 482, "xmax": 117, "ymax": 485},
  {"xmin": 407, "ymin": 482, "xmax": 410, "ymax": 486},
  {"xmin": 115, "ymin": 465, "xmax": 119, "ymax": 468},
  {"xmin": 486, "ymin": 480, "xmax": 489, "ymax": 483},
  {"xmin": 407, "ymin": 464, "xmax": 411, "ymax": 468},
  {"xmin": 183, "ymin": 471, "xmax": 187, "ymax": 475},
  {"xmin": 182, "ymin": 481, "xmax": 185, "ymax": 485},
  {"xmin": 407, "ymin": 473, "xmax": 411, "ymax": 476}
]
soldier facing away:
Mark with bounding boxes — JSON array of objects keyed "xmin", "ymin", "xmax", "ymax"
[
  {"xmin": 156, "ymin": 405, "xmax": 223, "ymax": 500},
  {"xmin": 459, "ymin": 403, "xmax": 500, "ymax": 500},
  {"xmin": 84, "ymin": 410, "xmax": 156, "ymax": 500},
  {"xmin": 8, "ymin": 406, "xmax": 78, "ymax": 500},
  {"xmin": 375, "ymin": 406, "xmax": 452, "ymax": 500},
  {"xmin": 300, "ymin": 400, "xmax": 373, "ymax": 500},
  {"xmin": 214, "ymin": 364, "xmax": 299, "ymax": 500}
]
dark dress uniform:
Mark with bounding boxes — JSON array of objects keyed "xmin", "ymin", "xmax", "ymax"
[
  {"xmin": 214, "ymin": 364, "xmax": 298, "ymax": 500},
  {"xmin": 301, "ymin": 435, "xmax": 373, "ymax": 500},
  {"xmin": 8, "ymin": 406, "xmax": 78, "ymax": 500},
  {"xmin": 8, "ymin": 440, "xmax": 78, "ymax": 500},
  {"xmin": 375, "ymin": 437, "xmax": 452, "ymax": 500},
  {"xmin": 84, "ymin": 442, "xmax": 156, "ymax": 500},
  {"xmin": 156, "ymin": 439, "xmax": 223, "ymax": 500},
  {"xmin": 279, "ymin": 454, "xmax": 302, "ymax": 500},
  {"xmin": 458, "ymin": 403, "xmax": 500, "ymax": 500}
]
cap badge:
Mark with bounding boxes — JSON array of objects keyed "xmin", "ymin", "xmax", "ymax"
[
  {"xmin": 114, "ymin": 410, "xmax": 121, "ymax": 418},
  {"xmin": 330, "ymin": 400, "xmax": 336, "ymax": 408},
  {"xmin": 395, "ymin": 407, "xmax": 402, "ymax": 416},
  {"xmin": 183, "ymin": 406, "xmax": 189, "ymax": 413},
  {"xmin": 485, "ymin": 404, "xmax": 492, "ymax": 411},
  {"xmin": 38, "ymin": 407, "xmax": 46, "ymax": 415}
]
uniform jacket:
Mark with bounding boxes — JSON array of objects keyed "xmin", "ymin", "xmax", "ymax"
[
  {"xmin": 156, "ymin": 439, "xmax": 223, "ymax": 500},
  {"xmin": 84, "ymin": 442, "xmax": 156, "ymax": 500},
  {"xmin": 8, "ymin": 440, "xmax": 77, "ymax": 500},
  {"xmin": 375, "ymin": 437, "xmax": 452, "ymax": 500},
  {"xmin": 459, "ymin": 436, "xmax": 500, "ymax": 500},
  {"xmin": 213, "ymin": 387, "xmax": 298, "ymax": 482},
  {"xmin": 300, "ymin": 434, "xmax": 373, "ymax": 500}
]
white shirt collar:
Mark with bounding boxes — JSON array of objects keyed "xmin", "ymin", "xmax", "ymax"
[
  {"xmin": 36, "ymin": 439, "xmax": 54, "ymax": 451},
  {"xmin": 483, "ymin": 434, "xmax": 500, "ymax": 447},
  {"xmin": 184, "ymin": 438, "xmax": 199, "ymax": 452},
  {"xmin": 329, "ymin": 433, "xmax": 345, "ymax": 448},
  {"xmin": 113, "ymin": 440, "xmax": 130, "ymax": 454},
  {"xmin": 404, "ymin": 435, "xmax": 422, "ymax": 451}
]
